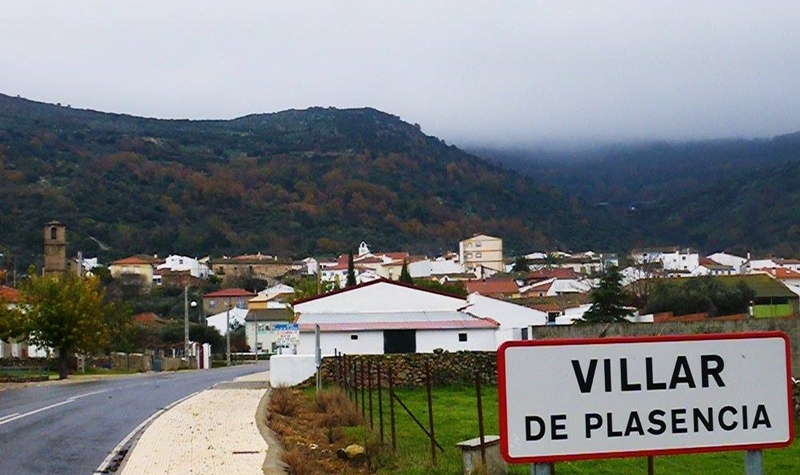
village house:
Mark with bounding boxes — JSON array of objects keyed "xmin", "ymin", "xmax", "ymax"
[
  {"xmin": 463, "ymin": 292, "xmax": 547, "ymax": 344},
  {"xmin": 459, "ymin": 234, "xmax": 504, "ymax": 272},
  {"xmin": 108, "ymin": 255, "xmax": 161, "ymax": 289},
  {"xmin": 292, "ymin": 279, "xmax": 498, "ymax": 356},
  {"xmin": 464, "ymin": 278, "xmax": 520, "ymax": 299},
  {"xmin": 211, "ymin": 253, "xmax": 297, "ymax": 284},
  {"xmin": 692, "ymin": 257, "xmax": 736, "ymax": 276},
  {"xmin": 243, "ymin": 284, "xmax": 295, "ymax": 353}
]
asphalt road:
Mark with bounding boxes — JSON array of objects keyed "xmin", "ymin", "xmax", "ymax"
[{"xmin": 0, "ymin": 362, "xmax": 270, "ymax": 475}]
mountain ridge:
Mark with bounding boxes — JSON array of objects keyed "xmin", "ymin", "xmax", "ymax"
[{"xmin": 0, "ymin": 93, "xmax": 619, "ymax": 266}]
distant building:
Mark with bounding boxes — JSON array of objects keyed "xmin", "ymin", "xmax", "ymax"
[
  {"xmin": 212, "ymin": 253, "xmax": 297, "ymax": 284},
  {"xmin": 459, "ymin": 234, "xmax": 503, "ymax": 272},
  {"xmin": 43, "ymin": 221, "xmax": 66, "ymax": 276},
  {"xmin": 109, "ymin": 255, "xmax": 158, "ymax": 289}
]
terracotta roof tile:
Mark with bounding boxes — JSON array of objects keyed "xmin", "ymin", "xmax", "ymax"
[
  {"xmin": 0, "ymin": 285, "xmax": 20, "ymax": 303},
  {"xmin": 203, "ymin": 288, "xmax": 257, "ymax": 298},
  {"xmin": 464, "ymin": 279, "xmax": 519, "ymax": 295},
  {"xmin": 111, "ymin": 256, "xmax": 153, "ymax": 266}
]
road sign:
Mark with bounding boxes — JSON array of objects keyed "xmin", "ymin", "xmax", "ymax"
[
  {"xmin": 498, "ymin": 332, "xmax": 794, "ymax": 463},
  {"xmin": 274, "ymin": 323, "xmax": 300, "ymax": 346}
]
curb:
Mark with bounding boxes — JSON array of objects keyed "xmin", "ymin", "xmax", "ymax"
[
  {"xmin": 93, "ymin": 390, "xmax": 200, "ymax": 474},
  {"xmin": 255, "ymin": 386, "xmax": 289, "ymax": 475}
]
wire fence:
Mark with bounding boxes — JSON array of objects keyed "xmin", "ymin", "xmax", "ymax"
[{"xmin": 334, "ymin": 350, "xmax": 488, "ymax": 467}]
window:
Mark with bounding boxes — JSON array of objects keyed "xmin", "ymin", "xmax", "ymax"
[
  {"xmin": 467, "ymin": 252, "xmax": 473, "ymax": 258},
  {"xmin": 350, "ymin": 334, "xmax": 359, "ymax": 340},
  {"xmin": 475, "ymin": 241, "xmax": 482, "ymax": 248},
  {"xmin": 209, "ymin": 300, "xmax": 215, "ymax": 308},
  {"xmin": 458, "ymin": 332, "xmax": 468, "ymax": 342},
  {"xmin": 476, "ymin": 252, "xmax": 482, "ymax": 258},
  {"xmin": 50, "ymin": 226, "xmax": 57, "ymax": 240},
  {"xmin": 547, "ymin": 312, "xmax": 559, "ymax": 325},
  {"xmin": 236, "ymin": 298, "xmax": 246, "ymax": 309}
]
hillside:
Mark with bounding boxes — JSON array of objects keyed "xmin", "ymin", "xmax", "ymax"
[
  {"xmin": 0, "ymin": 94, "xmax": 621, "ymax": 265},
  {"xmin": 472, "ymin": 135, "xmax": 800, "ymax": 256}
]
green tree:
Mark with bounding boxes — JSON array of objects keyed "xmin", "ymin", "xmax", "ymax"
[
  {"xmin": 398, "ymin": 260, "xmax": 413, "ymax": 284},
  {"xmin": 291, "ymin": 275, "xmax": 336, "ymax": 301},
  {"xmin": 0, "ymin": 294, "xmax": 23, "ymax": 342},
  {"xmin": 346, "ymin": 250, "xmax": 356, "ymax": 287},
  {"xmin": 18, "ymin": 273, "xmax": 117, "ymax": 379},
  {"xmin": 580, "ymin": 266, "xmax": 631, "ymax": 323},
  {"xmin": 411, "ymin": 278, "xmax": 467, "ymax": 297}
]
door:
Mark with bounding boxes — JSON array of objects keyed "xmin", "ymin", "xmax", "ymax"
[{"xmin": 383, "ymin": 330, "xmax": 416, "ymax": 354}]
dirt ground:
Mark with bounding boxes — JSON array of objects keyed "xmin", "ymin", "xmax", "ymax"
[{"xmin": 268, "ymin": 387, "xmax": 378, "ymax": 475}]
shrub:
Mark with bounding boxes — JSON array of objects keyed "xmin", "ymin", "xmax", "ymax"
[
  {"xmin": 282, "ymin": 447, "xmax": 312, "ymax": 475},
  {"xmin": 270, "ymin": 386, "xmax": 300, "ymax": 417}
]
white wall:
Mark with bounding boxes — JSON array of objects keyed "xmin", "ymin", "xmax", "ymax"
[
  {"xmin": 430, "ymin": 259, "xmax": 463, "ymax": 275},
  {"xmin": 297, "ymin": 328, "xmax": 496, "ymax": 355},
  {"xmin": 416, "ymin": 329, "xmax": 496, "ymax": 352},
  {"xmin": 661, "ymin": 252, "xmax": 700, "ymax": 271},
  {"xmin": 269, "ymin": 355, "xmax": 318, "ymax": 387},
  {"xmin": 298, "ymin": 330, "xmax": 385, "ymax": 356},
  {"xmin": 466, "ymin": 293, "xmax": 547, "ymax": 329},
  {"xmin": 708, "ymin": 252, "xmax": 747, "ymax": 271}
]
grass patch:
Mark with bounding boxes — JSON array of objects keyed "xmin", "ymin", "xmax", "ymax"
[{"xmin": 370, "ymin": 385, "xmax": 800, "ymax": 475}]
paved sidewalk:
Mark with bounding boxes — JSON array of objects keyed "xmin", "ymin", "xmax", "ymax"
[{"xmin": 119, "ymin": 371, "xmax": 278, "ymax": 475}]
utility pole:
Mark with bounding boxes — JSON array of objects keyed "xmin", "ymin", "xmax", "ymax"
[
  {"xmin": 226, "ymin": 297, "xmax": 232, "ymax": 366},
  {"xmin": 184, "ymin": 285, "xmax": 190, "ymax": 359}
]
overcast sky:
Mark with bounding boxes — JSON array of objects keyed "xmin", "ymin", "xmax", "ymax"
[{"xmin": 2, "ymin": 1, "xmax": 799, "ymax": 147}]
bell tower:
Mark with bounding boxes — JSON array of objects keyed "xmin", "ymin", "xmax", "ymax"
[{"xmin": 43, "ymin": 221, "xmax": 67, "ymax": 276}]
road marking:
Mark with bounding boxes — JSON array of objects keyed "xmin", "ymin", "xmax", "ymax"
[
  {"xmin": 0, "ymin": 389, "xmax": 109, "ymax": 427},
  {"xmin": 0, "ymin": 413, "xmax": 20, "ymax": 424},
  {"xmin": 93, "ymin": 389, "xmax": 201, "ymax": 475}
]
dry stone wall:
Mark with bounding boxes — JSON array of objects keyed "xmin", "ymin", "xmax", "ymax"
[{"xmin": 308, "ymin": 351, "xmax": 497, "ymax": 388}]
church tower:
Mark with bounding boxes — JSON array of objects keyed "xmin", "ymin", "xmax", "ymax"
[{"xmin": 43, "ymin": 221, "xmax": 67, "ymax": 276}]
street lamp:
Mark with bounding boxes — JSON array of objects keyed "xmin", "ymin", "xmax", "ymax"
[
  {"xmin": 184, "ymin": 286, "xmax": 190, "ymax": 359},
  {"xmin": 190, "ymin": 300, "xmax": 198, "ymax": 322}
]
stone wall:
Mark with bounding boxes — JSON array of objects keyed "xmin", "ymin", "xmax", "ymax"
[{"xmin": 305, "ymin": 351, "xmax": 497, "ymax": 388}]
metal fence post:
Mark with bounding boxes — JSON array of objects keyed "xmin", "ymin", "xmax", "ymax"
[
  {"xmin": 378, "ymin": 362, "xmax": 384, "ymax": 443},
  {"xmin": 368, "ymin": 360, "xmax": 374, "ymax": 429},
  {"xmin": 388, "ymin": 364, "xmax": 396, "ymax": 450},
  {"xmin": 475, "ymin": 370, "xmax": 486, "ymax": 466},
  {"xmin": 360, "ymin": 359, "xmax": 366, "ymax": 418},
  {"xmin": 426, "ymin": 361, "xmax": 436, "ymax": 466}
]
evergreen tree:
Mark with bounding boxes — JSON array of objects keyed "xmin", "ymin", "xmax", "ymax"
[
  {"xmin": 399, "ymin": 260, "xmax": 413, "ymax": 284},
  {"xmin": 580, "ymin": 266, "xmax": 631, "ymax": 323},
  {"xmin": 346, "ymin": 250, "xmax": 357, "ymax": 287}
]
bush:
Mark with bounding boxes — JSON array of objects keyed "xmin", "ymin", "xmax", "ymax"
[
  {"xmin": 271, "ymin": 386, "xmax": 301, "ymax": 417},
  {"xmin": 282, "ymin": 447, "xmax": 312, "ymax": 475}
]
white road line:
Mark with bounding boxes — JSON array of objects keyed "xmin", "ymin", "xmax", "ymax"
[
  {"xmin": 93, "ymin": 390, "xmax": 202, "ymax": 475},
  {"xmin": 0, "ymin": 413, "xmax": 20, "ymax": 424},
  {"xmin": 0, "ymin": 389, "xmax": 110, "ymax": 427}
]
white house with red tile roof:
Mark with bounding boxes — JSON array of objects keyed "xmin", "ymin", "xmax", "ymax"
[
  {"xmin": 292, "ymin": 279, "xmax": 497, "ymax": 355},
  {"xmin": 760, "ymin": 267, "xmax": 800, "ymax": 287},
  {"xmin": 520, "ymin": 277, "xmax": 593, "ymax": 297},
  {"xmin": 691, "ymin": 257, "xmax": 736, "ymax": 276},
  {"xmin": 707, "ymin": 252, "xmax": 747, "ymax": 273}
]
